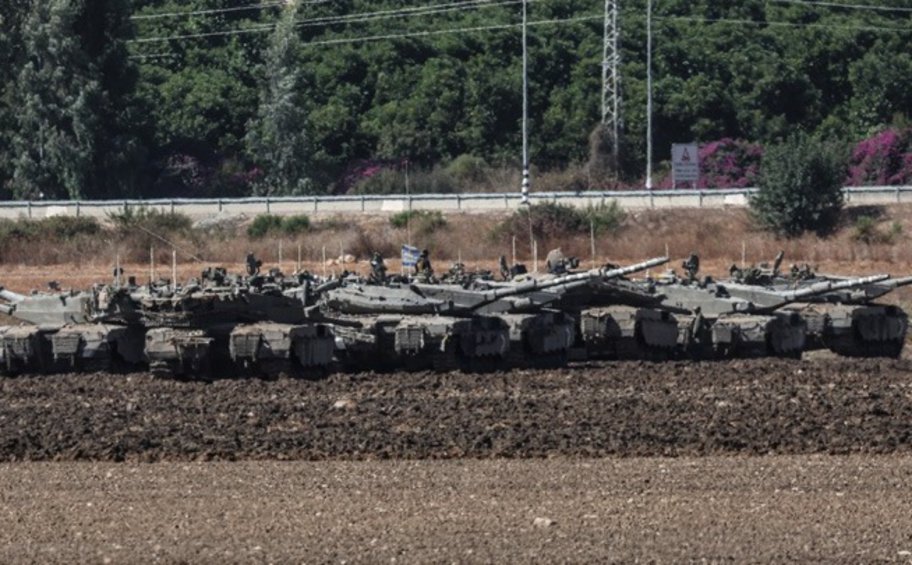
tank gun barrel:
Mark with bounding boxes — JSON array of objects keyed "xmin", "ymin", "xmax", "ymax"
[
  {"xmin": 884, "ymin": 275, "xmax": 912, "ymax": 289},
  {"xmin": 0, "ymin": 287, "xmax": 26, "ymax": 304},
  {"xmin": 465, "ymin": 257, "xmax": 668, "ymax": 311},
  {"xmin": 775, "ymin": 274, "xmax": 890, "ymax": 305}
]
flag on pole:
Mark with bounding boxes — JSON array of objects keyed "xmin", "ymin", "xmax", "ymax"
[{"xmin": 401, "ymin": 244, "xmax": 421, "ymax": 267}]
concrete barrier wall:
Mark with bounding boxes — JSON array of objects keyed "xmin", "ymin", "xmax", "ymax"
[{"xmin": 1, "ymin": 186, "xmax": 909, "ymax": 220}]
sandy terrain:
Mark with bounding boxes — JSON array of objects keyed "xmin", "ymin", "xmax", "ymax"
[{"xmin": 2, "ymin": 457, "xmax": 912, "ymax": 563}]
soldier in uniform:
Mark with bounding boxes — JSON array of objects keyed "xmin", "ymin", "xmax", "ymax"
[
  {"xmin": 245, "ymin": 252, "xmax": 262, "ymax": 276},
  {"xmin": 414, "ymin": 249, "xmax": 434, "ymax": 279},
  {"xmin": 368, "ymin": 251, "xmax": 388, "ymax": 284}
]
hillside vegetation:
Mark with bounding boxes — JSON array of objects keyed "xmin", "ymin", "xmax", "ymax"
[{"xmin": 0, "ymin": 0, "xmax": 911, "ymax": 199}]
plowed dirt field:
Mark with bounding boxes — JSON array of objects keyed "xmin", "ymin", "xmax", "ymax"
[
  {"xmin": 1, "ymin": 357, "xmax": 911, "ymax": 461},
  {"xmin": 4, "ymin": 357, "xmax": 912, "ymax": 563}
]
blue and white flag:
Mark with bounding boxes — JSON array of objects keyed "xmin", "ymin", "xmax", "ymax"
[{"xmin": 401, "ymin": 244, "xmax": 421, "ymax": 267}]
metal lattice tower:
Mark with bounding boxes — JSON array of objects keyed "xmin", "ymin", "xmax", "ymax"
[{"xmin": 601, "ymin": 0, "xmax": 620, "ymax": 166}]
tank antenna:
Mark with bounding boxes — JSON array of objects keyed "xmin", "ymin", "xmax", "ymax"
[
  {"xmin": 591, "ymin": 218, "xmax": 597, "ymax": 268},
  {"xmin": 150, "ymin": 246, "xmax": 155, "ymax": 284},
  {"xmin": 322, "ymin": 246, "xmax": 327, "ymax": 278}
]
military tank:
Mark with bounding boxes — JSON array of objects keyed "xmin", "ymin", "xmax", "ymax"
[
  {"xmin": 315, "ymin": 257, "xmax": 668, "ymax": 372},
  {"xmin": 652, "ymin": 256, "xmax": 890, "ymax": 359},
  {"xmin": 728, "ymin": 252, "xmax": 910, "ymax": 358},
  {"xmin": 133, "ymin": 266, "xmax": 334, "ymax": 379},
  {"xmin": 463, "ymin": 250, "xmax": 680, "ymax": 361},
  {"xmin": 0, "ymin": 281, "xmax": 146, "ymax": 374},
  {"xmin": 0, "ymin": 261, "xmax": 334, "ymax": 379}
]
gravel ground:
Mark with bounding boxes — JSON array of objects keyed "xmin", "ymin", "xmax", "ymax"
[
  {"xmin": 1, "ymin": 358, "xmax": 912, "ymax": 461},
  {"xmin": 2, "ymin": 456, "xmax": 912, "ymax": 563}
]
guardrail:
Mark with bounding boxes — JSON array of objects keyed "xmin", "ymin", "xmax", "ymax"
[{"xmin": 0, "ymin": 185, "xmax": 909, "ymax": 219}]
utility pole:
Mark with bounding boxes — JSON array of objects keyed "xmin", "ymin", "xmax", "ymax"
[
  {"xmin": 645, "ymin": 0, "xmax": 654, "ymax": 190},
  {"xmin": 601, "ymin": 0, "xmax": 621, "ymax": 169},
  {"xmin": 521, "ymin": 0, "xmax": 530, "ymax": 205}
]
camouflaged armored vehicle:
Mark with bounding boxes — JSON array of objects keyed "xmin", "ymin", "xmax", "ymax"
[
  {"xmin": 315, "ymin": 257, "xmax": 668, "ymax": 371},
  {"xmin": 0, "ymin": 260, "xmax": 334, "ymax": 379},
  {"xmin": 728, "ymin": 252, "xmax": 910, "ymax": 358},
  {"xmin": 653, "ymin": 255, "xmax": 889, "ymax": 359},
  {"xmin": 135, "ymin": 266, "xmax": 334, "ymax": 379},
  {"xmin": 0, "ymin": 283, "xmax": 144, "ymax": 374},
  {"xmin": 471, "ymin": 251, "xmax": 678, "ymax": 361}
]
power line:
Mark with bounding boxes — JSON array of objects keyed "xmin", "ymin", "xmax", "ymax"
[
  {"xmin": 768, "ymin": 0, "xmax": 912, "ymax": 14},
  {"xmin": 128, "ymin": 13, "xmax": 602, "ymax": 58},
  {"xmin": 300, "ymin": 14, "xmax": 602, "ymax": 48},
  {"xmin": 653, "ymin": 14, "xmax": 911, "ymax": 33},
  {"xmin": 130, "ymin": 0, "xmax": 525, "ymax": 44},
  {"xmin": 131, "ymin": 1, "xmax": 327, "ymax": 21}
]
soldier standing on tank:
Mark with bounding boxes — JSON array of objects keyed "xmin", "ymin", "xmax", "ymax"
[
  {"xmin": 245, "ymin": 252, "xmax": 262, "ymax": 276},
  {"xmin": 369, "ymin": 251, "xmax": 388, "ymax": 284},
  {"xmin": 414, "ymin": 249, "xmax": 434, "ymax": 280}
]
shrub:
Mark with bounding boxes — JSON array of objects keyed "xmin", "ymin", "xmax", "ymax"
[
  {"xmin": 280, "ymin": 214, "xmax": 311, "ymax": 235},
  {"xmin": 847, "ymin": 127, "xmax": 912, "ymax": 186},
  {"xmin": 247, "ymin": 213, "xmax": 311, "ymax": 238},
  {"xmin": 444, "ymin": 154, "xmax": 489, "ymax": 186},
  {"xmin": 586, "ymin": 200, "xmax": 626, "ymax": 235},
  {"xmin": 247, "ymin": 214, "xmax": 284, "ymax": 238},
  {"xmin": 0, "ymin": 216, "xmax": 101, "ymax": 243},
  {"xmin": 750, "ymin": 133, "xmax": 845, "ymax": 237},
  {"xmin": 389, "ymin": 210, "xmax": 447, "ymax": 235},
  {"xmin": 107, "ymin": 206, "xmax": 193, "ymax": 234},
  {"xmin": 494, "ymin": 202, "xmax": 590, "ymax": 241},
  {"xmin": 852, "ymin": 216, "xmax": 903, "ymax": 244}
]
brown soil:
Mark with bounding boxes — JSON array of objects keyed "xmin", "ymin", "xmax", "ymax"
[
  {"xmin": 2, "ymin": 357, "xmax": 911, "ymax": 462},
  {"xmin": 2, "ymin": 456, "xmax": 912, "ymax": 563}
]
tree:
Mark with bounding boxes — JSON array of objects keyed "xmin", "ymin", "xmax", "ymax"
[
  {"xmin": 750, "ymin": 133, "xmax": 845, "ymax": 237},
  {"xmin": 11, "ymin": 0, "xmax": 144, "ymax": 200},
  {"xmin": 245, "ymin": 1, "xmax": 313, "ymax": 195},
  {"xmin": 0, "ymin": 5, "xmax": 25, "ymax": 198}
]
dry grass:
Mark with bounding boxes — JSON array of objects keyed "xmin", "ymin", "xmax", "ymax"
[{"xmin": 3, "ymin": 205, "xmax": 912, "ymax": 294}]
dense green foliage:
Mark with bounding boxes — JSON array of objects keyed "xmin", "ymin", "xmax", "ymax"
[
  {"xmin": 0, "ymin": 0, "xmax": 911, "ymax": 198},
  {"xmin": 751, "ymin": 134, "xmax": 845, "ymax": 237}
]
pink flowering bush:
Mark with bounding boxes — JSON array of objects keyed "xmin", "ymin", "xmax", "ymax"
[
  {"xmin": 656, "ymin": 138, "xmax": 763, "ymax": 189},
  {"xmin": 847, "ymin": 128, "xmax": 912, "ymax": 186}
]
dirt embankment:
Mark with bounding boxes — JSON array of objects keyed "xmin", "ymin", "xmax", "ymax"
[{"xmin": 2, "ymin": 357, "xmax": 911, "ymax": 462}]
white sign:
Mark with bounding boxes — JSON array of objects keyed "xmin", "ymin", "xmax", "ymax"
[{"xmin": 672, "ymin": 143, "xmax": 700, "ymax": 184}]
